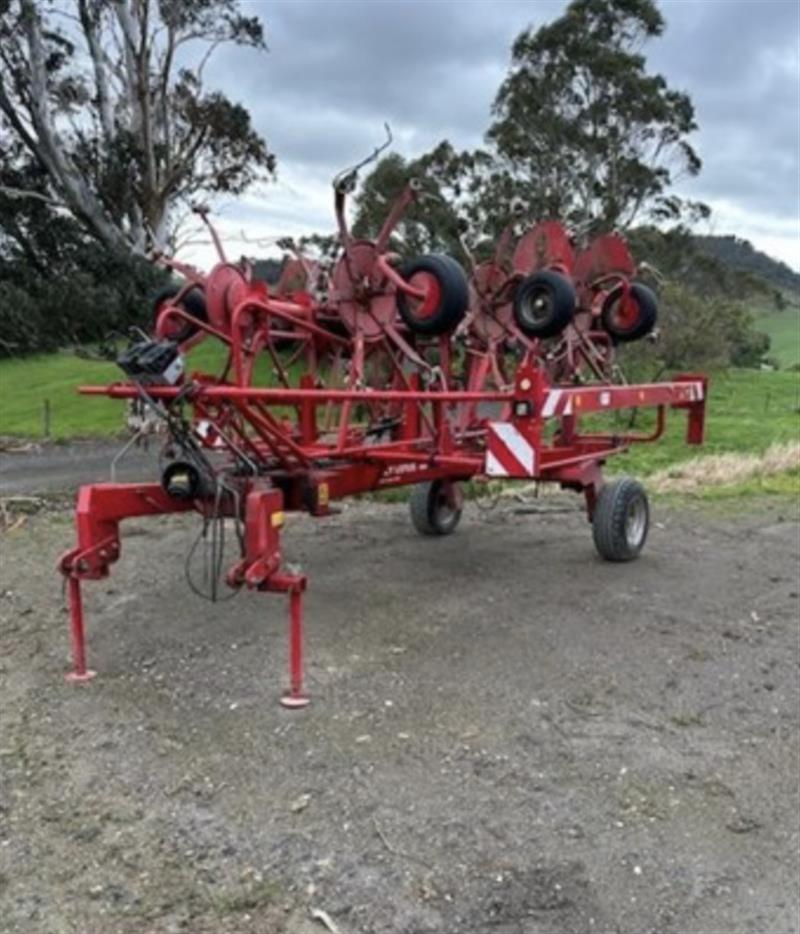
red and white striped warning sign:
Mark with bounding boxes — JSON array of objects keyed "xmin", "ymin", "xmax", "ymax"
[
  {"xmin": 540, "ymin": 388, "xmax": 573, "ymax": 418},
  {"xmin": 485, "ymin": 422, "xmax": 537, "ymax": 477}
]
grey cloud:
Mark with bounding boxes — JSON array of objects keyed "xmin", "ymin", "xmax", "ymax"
[
  {"xmin": 206, "ymin": 0, "xmax": 799, "ymax": 259},
  {"xmin": 651, "ymin": 0, "xmax": 800, "ymax": 220},
  {"xmin": 650, "ymin": 0, "xmax": 798, "ymax": 87},
  {"xmin": 210, "ymin": 0, "xmax": 561, "ymax": 160}
]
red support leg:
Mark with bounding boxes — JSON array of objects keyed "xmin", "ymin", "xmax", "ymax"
[
  {"xmin": 59, "ymin": 482, "xmax": 194, "ymax": 686},
  {"xmin": 230, "ymin": 486, "xmax": 311, "ymax": 708},
  {"xmin": 280, "ymin": 584, "xmax": 310, "ymax": 709},
  {"xmin": 583, "ymin": 483, "xmax": 598, "ymax": 523},
  {"xmin": 65, "ymin": 576, "xmax": 96, "ymax": 683}
]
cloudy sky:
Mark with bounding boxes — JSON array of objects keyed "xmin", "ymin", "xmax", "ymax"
[{"xmin": 195, "ymin": 0, "xmax": 800, "ymax": 270}]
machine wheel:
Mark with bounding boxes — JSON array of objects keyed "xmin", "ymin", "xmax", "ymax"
[
  {"xmin": 152, "ymin": 285, "xmax": 208, "ymax": 344},
  {"xmin": 592, "ymin": 477, "xmax": 649, "ymax": 562},
  {"xmin": 409, "ymin": 480, "xmax": 463, "ymax": 536},
  {"xmin": 396, "ymin": 254, "xmax": 468, "ymax": 335},
  {"xmin": 601, "ymin": 282, "xmax": 658, "ymax": 343},
  {"xmin": 513, "ymin": 270, "xmax": 576, "ymax": 339}
]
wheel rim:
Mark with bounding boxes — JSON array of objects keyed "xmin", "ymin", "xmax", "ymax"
[
  {"xmin": 404, "ymin": 271, "xmax": 441, "ymax": 321},
  {"xmin": 607, "ymin": 291, "xmax": 640, "ymax": 332},
  {"xmin": 520, "ymin": 285, "xmax": 554, "ymax": 328},
  {"xmin": 433, "ymin": 487, "xmax": 459, "ymax": 530},
  {"xmin": 625, "ymin": 495, "xmax": 647, "ymax": 548}
]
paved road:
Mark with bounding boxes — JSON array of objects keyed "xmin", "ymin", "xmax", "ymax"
[{"xmin": 0, "ymin": 439, "xmax": 158, "ymax": 496}]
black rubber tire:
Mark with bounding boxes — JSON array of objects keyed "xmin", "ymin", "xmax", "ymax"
[
  {"xmin": 592, "ymin": 477, "xmax": 649, "ymax": 562},
  {"xmin": 513, "ymin": 270, "xmax": 576, "ymax": 339},
  {"xmin": 409, "ymin": 480, "xmax": 462, "ymax": 536},
  {"xmin": 601, "ymin": 282, "xmax": 658, "ymax": 343},
  {"xmin": 396, "ymin": 254, "xmax": 468, "ymax": 335},
  {"xmin": 152, "ymin": 285, "xmax": 208, "ymax": 344}
]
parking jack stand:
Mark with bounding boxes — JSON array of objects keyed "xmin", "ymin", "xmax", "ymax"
[
  {"xmin": 279, "ymin": 581, "xmax": 309, "ymax": 709},
  {"xmin": 65, "ymin": 576, "xmax": 97, "ymax": 683}
]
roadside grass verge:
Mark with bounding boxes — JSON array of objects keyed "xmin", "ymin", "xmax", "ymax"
[
  {"xmin": 477, "ymin": 447, "xmax": 799, "ymax": 509},
  {"xmin": 647, "ymin": 441, "xmax": 799, "ymax": 495}
]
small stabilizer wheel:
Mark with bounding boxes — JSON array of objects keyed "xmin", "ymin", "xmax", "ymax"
[
  {"xmin": 601, "ymin": 282, "xmax": 658, "ymax": 343},
  {"xmin": 592, "ymin": 477, "xmax": 650, "ymax": 561},
  {"xmin": 152, "ymin": 285, "xmax": 208, "ymax": 344},
  {"xmin": 409, "ymin": 480, "xmax": 463, "ymax": 536},
  {"xmin": 396, "ymin": 254, "xmax": 468, "ymax": 335},
  {"xmin": 513, "ymin": 270, "xmax": 576, "ymax": 339}
]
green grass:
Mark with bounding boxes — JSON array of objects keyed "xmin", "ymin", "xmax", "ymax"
[
  {"xmin": 2, "ymin": 347, "xmax": 798, "ymax": 499},
  {"xmin": 0, "ymin": 341, "xmax": 255, "ymax": 439},
  {"xmin": 0, "ymin": 351, "xmax": 123, "ymax": 438},
  {"xmin": 755, "ymin": 308, "xmax": 800, "ymax": 369},
  {"xmin": 618, "ymin": 368, "xmax": 800, "ymax": 477},
  {"xmin": 653, "ymin": 469, "xmax": 800, "ymax": 517}
]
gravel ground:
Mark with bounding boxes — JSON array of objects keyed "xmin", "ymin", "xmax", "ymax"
[{"xmin": 0, "ymin": 493, "xmax": 798, "ymax": 934}]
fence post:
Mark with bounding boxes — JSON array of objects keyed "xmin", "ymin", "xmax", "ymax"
[{"xmin": 43, "ymin": 398, "xmax": 51, "ymax": 439}]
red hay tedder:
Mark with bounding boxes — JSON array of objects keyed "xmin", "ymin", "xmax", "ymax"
[{"xmin": 59, "ymin": 142, "xmax": 707, "ymax": 708}]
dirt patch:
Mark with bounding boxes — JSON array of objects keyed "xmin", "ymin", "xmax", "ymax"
[{"xmin": 1, "ymin": 496, "xmax": 798, "ymax": 933}]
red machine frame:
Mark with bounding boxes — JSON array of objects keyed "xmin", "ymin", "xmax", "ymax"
[
  {"xmin": 61, "ymin": 364, "xmax": 706, "ymax": 707},
  {"xmin": 58, "ymin": 136, "xmax": 707, "ymax": 708}
]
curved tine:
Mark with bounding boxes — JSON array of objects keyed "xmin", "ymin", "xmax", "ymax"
[
  {"xmin": 458, "ymin": 229, "xmax": 477, "ymax": 274},
  {"xmin": 332, "ymin": 122, "xmax": 393, "ymax": 191},
  {"xmin": 333, "ymin": 170, "xmax": 358, "ymax": 196},
  {"xmin": 192, "ymin": 205, "xmax": 227, "ymax": 263},
  {"xmin": 637, "ymin": 260, "xmax": 665, "ymax": 284},
  {"xmin": 568, "ymin": 214, "xmax": 595, "ymax": 248}
]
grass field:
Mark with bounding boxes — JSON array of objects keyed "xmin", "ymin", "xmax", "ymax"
[
  {"xmin": 1, "ymin": 341, "xmax": 235, "ymax": 439},
  {"xmin": 2, "ymin": 342, "xmax": 798, "ymax": 482},
  {"xmin": 755, "ymin": 307, "xmax": 800, "ymax": 369},
  {"xmin": 620, "ymin": 367, "xmax": 799, "ymax": 476}
]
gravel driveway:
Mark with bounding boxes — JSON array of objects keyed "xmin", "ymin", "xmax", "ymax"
[{"xmin": 1, "ymin": 491, "xmax": 798, "ymax": 934}]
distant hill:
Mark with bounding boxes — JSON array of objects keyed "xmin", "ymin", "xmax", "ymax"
[
  {"xmin": 693, "ymin": 235, "xmax": 800, "ymax": 297},
  {"xmin": 628, "ymin": 227, "xmax": 800, "ymax": 310}
]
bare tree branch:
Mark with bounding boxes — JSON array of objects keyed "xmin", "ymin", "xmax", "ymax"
[
  {"xmin": 0, "ymin": 185, "xmax": 66, "ymax": 206},
  {"xmin": 2, "ymin": 0, "xmax": 273, "ymax": 253},
  {"xmin": 17, "ymin": 0, "xmax": 128, "ymax": 251},
  {"xmin": 77, "ymin": 0, "xmax": 115, "ymax": 143}
]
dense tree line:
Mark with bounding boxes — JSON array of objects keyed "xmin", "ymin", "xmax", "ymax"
[
  {"xmin": 0, "ymin": 0, "xmax": 272, "ymax": 354},
  {"xmin": 350, "ymin": 0, "xmax": 776, "ymax": 371},
  {"xmin": 0, "ymin": 186, "xmax": 166, "ymax": 353},
  {"xmin": 0, "ymin": 0, "xmax": 781, "ymax": 369}
]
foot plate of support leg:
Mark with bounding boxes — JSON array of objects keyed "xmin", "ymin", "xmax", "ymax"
[
  {"xmin": 66, "ymin": 669, "xmax": 97, "ymax": 684},
  {"xmin": 280, "ymin": 693, "xmax": 310, "ymax": 709}
]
